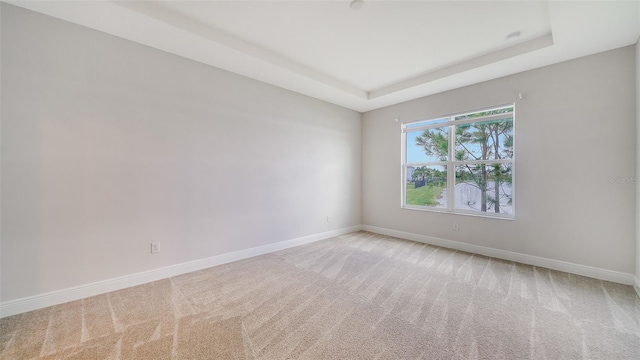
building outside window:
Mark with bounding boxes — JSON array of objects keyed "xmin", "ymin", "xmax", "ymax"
[{"xmin": 402, "ymin": 104, "xmax": 514, "ymax": 218}]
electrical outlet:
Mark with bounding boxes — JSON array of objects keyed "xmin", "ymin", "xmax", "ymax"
[
  {"xmin": 327, "ymin": 216, "xmax": 331, "ymax": 223},
  {"xmin": 453, "ymin": 224, "xmax": 459, "ymax": 231},
  {"xmin": 151, "ymin": 242, "xmax": 160, "ymax": 254}
]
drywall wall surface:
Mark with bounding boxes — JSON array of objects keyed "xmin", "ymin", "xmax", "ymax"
[
  {"xmin": 363, "ymin": 46, "xmax": 636, "ymax": 274},
  {"xmin": 636, "ymin": 39, "xmax": 640, "ymax": 287},
  {"xmin": 0, "ymin": 4, "xmax": 361, "ymax": 302},
  {"xmin": 0, "ymin": 3, "xmax": 3, "ymax": 304}
]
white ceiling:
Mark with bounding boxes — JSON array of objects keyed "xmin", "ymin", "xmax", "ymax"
[{"xmin": 7, "ymin": 0, "xmax": 640, "ymax": 112}]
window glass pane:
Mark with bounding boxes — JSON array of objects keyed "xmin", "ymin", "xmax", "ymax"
[
  {"xmin": 454, "ymin": 107, "xmax": 513, "ymax": 121},
  {"xmin": 405, "ymin": 117, "xmax": 448, "ymax": 129},
  {"xmin": 454, "ymin": 163, "xmax": 513, "ymax": 215},
  {"xmin": 406, "ymin": 127, "xmax": 449, "ymax": 163},
  {"xmin": 454, "ymin": 119, "xmax": 513, "ymax": 161},
  {"xmin": 405, "ymin": 165, "xmax": 448, "ymax": 208}
]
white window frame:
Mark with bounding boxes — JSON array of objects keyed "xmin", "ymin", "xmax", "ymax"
[{"xmin": 401, "ymin": 104, "xmax": 515, "ymax": 219}]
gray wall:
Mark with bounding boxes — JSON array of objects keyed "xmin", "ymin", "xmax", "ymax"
[
  {"xmin": 0, "ymin": 4, "xmax": 362, "ymax": 302},
  {"xmin": 636, "ymin": 39, "xmax": 640, "ymax": 290},
  {"xmin": 363, "ymin": 46, "xmax": 637, "ymax": 274}
]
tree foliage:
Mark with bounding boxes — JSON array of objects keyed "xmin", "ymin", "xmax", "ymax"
[
  {"xmin": 414, "ymin": 108, "xmax": 513, "ymax": 213},
  {"xmin": 411, "ymin": 166, "xmax": 446, "ymax": 186}
]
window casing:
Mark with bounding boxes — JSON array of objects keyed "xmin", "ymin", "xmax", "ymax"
[{"xmin": 401, "ymin": 104, "xmax": 514, "ymax": 219}]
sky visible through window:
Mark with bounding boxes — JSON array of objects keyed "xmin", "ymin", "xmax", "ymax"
[
  {"xmin": 406, "ymin": 131, "xmax": 432, "ymax": 163},
  {"xmin": 403, "ymin": 106, "xmax": 514, "ymax": 216},
  {"xmin": 406, "ymin": 118, "xmax": 512, "ymax": 164}
]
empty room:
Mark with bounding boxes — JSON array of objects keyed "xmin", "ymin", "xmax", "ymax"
[{"xmin": 1, "ymin": 0, "xmax": 640, "ymax": 359}]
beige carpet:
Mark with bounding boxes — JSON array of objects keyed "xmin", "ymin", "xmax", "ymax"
[{"xmin": 1, "ymin": 231, "xmax": 640, "ymax": 359}]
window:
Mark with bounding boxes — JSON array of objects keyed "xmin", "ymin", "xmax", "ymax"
[{"xmin": 402, "ymin": 104, "xmax": 514, "ymax": 218}]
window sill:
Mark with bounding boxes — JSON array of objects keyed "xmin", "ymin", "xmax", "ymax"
[{"xmin": 401, "ymin": 205, "xmax": 515, "ymax": 221}]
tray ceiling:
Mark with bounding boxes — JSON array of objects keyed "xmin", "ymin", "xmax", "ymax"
[{"xmin": 7, "ymin": 0, "xmax": 640, "ymax": 112}]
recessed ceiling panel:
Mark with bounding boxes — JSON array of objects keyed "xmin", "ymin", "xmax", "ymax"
[{"xmin": 157, "ymin": 0, "xmax": 552, "ymax": 92}]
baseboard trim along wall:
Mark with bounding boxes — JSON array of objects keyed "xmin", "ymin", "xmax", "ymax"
[
  {"xmin": 362, "ymin": 225, "xmax": 636, "ymax": 286},
  {"xmin": 2, "ymin": 224, "xmax": 636, "ymax": 317},
  {"xmin": 0, "ymin": 225, "xmax": 362, "ymax": 318}
]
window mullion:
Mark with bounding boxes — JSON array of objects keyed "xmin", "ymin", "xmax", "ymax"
[
  {"xmin": 452, "ymin": 159, "xmax": 513, "ymax": 165},
  {"xmin": 447, "ymin": 117, "xmax": 455, "ymax": 211}
]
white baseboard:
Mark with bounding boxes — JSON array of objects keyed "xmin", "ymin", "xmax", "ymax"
[
  {"xmin": 0, "ymin": 225, "xmax": 362, "ymax": 318},
  {"xmin": 362, "ymin": 225, "xmax": 635, "ymax": 286},
  {"xmin": 634, "ymin": 276, "xmax": 640, "ymax": 298}
]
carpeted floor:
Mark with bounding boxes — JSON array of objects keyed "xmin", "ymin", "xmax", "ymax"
[{"xmin": 1, "ymin": 231, "xmax": 640, "ymax": 359}]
